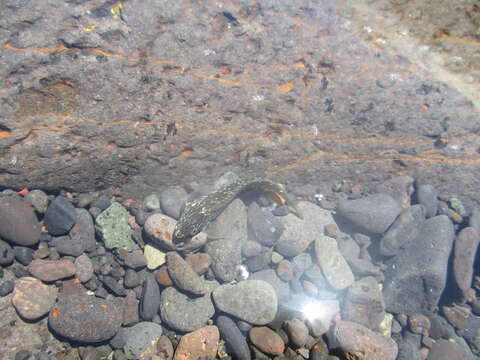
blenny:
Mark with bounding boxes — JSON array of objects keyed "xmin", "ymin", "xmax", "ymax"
[{"xmin": 172, "ymin": 177, "xmax": 303, "ymax": 244}]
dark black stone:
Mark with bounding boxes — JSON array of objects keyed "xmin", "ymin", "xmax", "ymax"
[
  {"xmin": 216, "ymin": 315, "xmax": 250, "ymax": 360},
  {"xmin": 0, "ymin": 280, "xmax": 15, "ymax": 296},
  {"xmin": 139, "ymin": 272, "xmax": 160, "ymax": 321},
  {"xmin": 101, "ymin": 276, "xmax": 126, "ymax": 296},
  {"xmin": 14, "ymin": 349, "xmax": 31, "ymax": 360},
  {"xmin": 247, "ymin": 202, "xmax": 284, "ymax": 247},
  {"xmin": 124, "ymin": 269, "xmax": 141, "ymax": 288},
  {"xmin": 13, "ymin": 246, "xmax": 35, "ymax": 266},
  {"xmin": 0, "ymin": 239, "xmax": 15, "ymax": 265},
  {"xmin": 52, "ymin": 236, "xmax": 85, "ymax": 257},
  {"xmin": 90, "ymin": 195, "xmax": 111, "ymax": 211},
  {"xmin": 43, "ymin": 196, "xmax": 77, "ymax": 236}
]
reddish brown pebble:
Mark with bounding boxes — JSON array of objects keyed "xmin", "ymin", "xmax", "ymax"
[
  {"xmin": 453, "ymin": 227, "xmax": 479, "ymax": 298},
  {"xmin": 276, "ymin": 259, "xmax": 294, "ymax": 282},
  {"xmin": 157, "ymin": 335, "xmax": 174, "ymax": 360},
  {"xmin": 442, "ymin": 304, "xmax": 470, "ymax": 330},
  {"xmin": 12, "ymin": 277, "xmax": 57, "ymax": 320},
  {"xmin": 28, "ymin": 259, "xmax": 76, "ymax": 282},
  {"xmin": 324, "ymin": 223, "xmax": 340, "ymax": 238},
  {"xmin": 409, "ymin": 314, "xmax": 431, "ymax": 334},
  {"xmin": 74, "ymin": 254, "xmax": 94, "ymax": 283},
  {"xmin": 249, "ymin": 326, "xmax": 285, "ymax": 356},
  {"xmin": 173, "ymin": 325, "xmax": 219, "ymax": 360},
  {"xmin": 166, "ymin": 252, "xmax": 206, "ymax": 295},
  {"xmin": 155, "ymin": 265, "xmax": 173, "ymax": 286},
  {"xmin": 185, "ymin": 253, "xmax": 212, "ymax": 275}
]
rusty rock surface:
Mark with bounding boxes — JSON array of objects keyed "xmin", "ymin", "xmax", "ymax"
[{"xmin": 0, "ymin": 0, "xmax": 479, "ymax": 208}]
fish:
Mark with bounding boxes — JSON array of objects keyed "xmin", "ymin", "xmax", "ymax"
[{"xmin": 172, "ymin": 177, "xmax": 303, "ymax": 244}]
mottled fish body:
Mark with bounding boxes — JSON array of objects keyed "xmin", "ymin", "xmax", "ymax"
[{"xmin": 172, "ymin": 177, "xmax": 302, "ymax": 244}]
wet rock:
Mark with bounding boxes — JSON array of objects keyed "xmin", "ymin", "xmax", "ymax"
[
  {"xmin": 123, "ymin": 290, "xmax": 140, "ymax": 326},
  {"xmin": 337, "ymin": 193, "xmax": 402, "ymax": 234},
  {"xmin": 383, "ymin": 215, "xmax": 455, "ymax": 315},
  {"xmin": 95, "ymin": 202, "xmax": 137, "ymax": 251},
  {"xmin": 160, "ymin": 286, "xmax": 215, "ymax": 332},
  {"xmin": 380, "ymin": 204, "xmax": 425, "ymax": 256},
  {"xmin": 442, "ymin": 304, "xmax": 471, "ymax": 330},
  {"xmin": 184, "ymin": 253, "xmax": 212, "ymax": 275},
  {"xmin": 0, "ymin": 195, "xmax": 41, "ymax": 246},
  {"xmin": 212, "ymin": 280, "xmax": 277, "ymax": 325},
  {"xmin": 155, "ymin": 266, "xmax": 173, "ymax": 286},
  {"xmin": 124, "ymin": 269, "xmax": 141, "ymax": 288},
  {"xmin": 140, "ymin": 272, "xmax": 161, "ymax": 321},
  {"xmin": 245, "ymin": 246, "xmax": 272, "ymax": 272},
  {"xmin": 52, "ymin": 236, "xmax": 85, "ymax": 256},
  {"xmin": 276, "ymin": 202, "xmax": 333, "ymax": 257},
  {"xmin": 453, "ymin": 227, "xmax": 479, "ymax": 298},
  {"xmin": 409, "ymin": 314, "xmax": 431, "ymax": 334},
  {"xmin": 247, "ymin": 202, "xmax": 284, "ymax": 247},
  {"xmin": 276, "ymin": 259, "xmax": 294, "ymax": 282},
  {"xmin": 173, "ymin": 326, "xmax": 219, "ymax": 360},
  {"xmin": 156, "ymin": 335, "xmax": 174, "ymax": 360},
  {"xmin": 427, "ymin": 339, "xmax": 469, "ymax": 360},
  {"xmin": 74, "ymin": 254, "xmax": 94, "ymax": 283},
  {"xmin": 12, "ymin": 277, "xmax": 57, "ymax": 320},
  {"xmin": 216, "ymin": 315, "xmax": 251, "ymax": 360},
  {"xmin": 13, "ymin": 246, "xmax": 34, "ymax": 266},
  {"xmin": 416, "ymin": 184, "xmax": 438, "ymax": 218},
  {"xmin": 342, "ymin": 277, "xmax": 385, "ymax": 330},
  {"xmin": 314, "ymin": 236, "xmax": 354, "ymax": 290},
  {"xmin": 44, "ymin": 196, "xmax": 76, "ymax": 236},
  {"xmin": 242, "ymin": 240, "xmax": 262, "ymax": 258},
  {"xmin": 144, "ymin": 244, "xmax": 166, "ymax": 270},
  {"xmin": 123, "ymin": 322, "xmax": 163, "ymax": 358},
  {"xmin": 470, "ymin": 208, "xmax": 480, "ymax": 235},
  {"xmin": 124, "ymin": 250, "xmax": 147, "ymax": 269},
  {"xmin": 144, "ymin": 194, "xmax": 160, "ymax": 211},
  {"xmin": 24, "ymin": 189, "xmax": 49, "ymax": 214},
  {"xmin": 249, "ymin": 269, "xmax": 290, "ymax": 300},
  {"xmin": 204, "ymin": 199, "xmax": 246, "ymax": 282},
  {"xmin": 376, "ymin": 175, "xmax": 414, "ymax": 209},
  {"xmin": 0, "ymin": 239, "xmax": 15, "ymax": 265},
  {"xmin": 292, "ymin": 253, "xmax": 313, "ymax": 278},
  {"xmin": 304, "ymin": 264, "xmax": 328, "ymax": 289},
  {"xmin": 329, "ymin": 320, "xmax": 398, "ymax": 360},
  {"xmin": 49, "ymin": 295, "xmax": 122, "ymax": 343},
  {"xmin": 284, "ymin": 318, "xmax": 309, "ymax": 348},
  {"xmin": 159, "ymin": 188, "xmax": 188, "ymax": 219},
  {"xmin": 28, "ymin": 259, "xmax": 76, "ymax": 282},
  {"xmin": 101, "ymin": 276, "xmax": 126, "ymax": 296},
  {"xmin": 0, "ymin": 280, "xmax": 14, "ymax": 296},
  {"xmin": 249, "ymin": 326, "xmax": 285, "ymax": 356},
  {"xmin": 70, "ymin": 208, "xmax": 96, "ymax": 252},
  {"xmin": 166, "ymin": 251, "xmax": 206, "ymax": 295},
  {"xmin": 143, "ymin": 213, "xmax": 177, "ymax": 249}
]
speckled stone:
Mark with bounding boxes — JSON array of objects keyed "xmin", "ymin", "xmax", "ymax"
[
  {"xmin": 28, "ymin": 259, "xmax": 76, "ymax": 282},
  {"xmin": 95, "ymin": 202, "xmax": 137, "ymax": 251},
  {"xmin": 12, "ymin": 277, "xmax": 57, "ymax": 320},
  {"xmin": 173, "ymin": 326, "xmax": 219, "ymax": 360}
]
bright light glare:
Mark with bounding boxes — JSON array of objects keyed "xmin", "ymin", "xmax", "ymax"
[{"xmin": 302, "ymin": 300, "xmax": 327, "ymax": 322}]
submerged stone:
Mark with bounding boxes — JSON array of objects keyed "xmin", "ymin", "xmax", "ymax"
[{"xmin": 95, "ymin": 202, "xmax": 137, "ymax": 251}]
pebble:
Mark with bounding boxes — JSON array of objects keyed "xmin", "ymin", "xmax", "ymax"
[
  {"xmin": 160, "ymin": 286, "xmax": 215, "ymax": 332},
  {"xmin": 409, "ymin": 314, "xmax": 431, "ymax": 334},
  {"xmin": 28, "ymin": 259, "xmax": 76, "ymax": 282},
  {"xmin": 90, "ymin": 195, "xmax": 111, "ymax": 211},
  {"xmin": 166, "ymin": 251, "xmax": 207, "ymax": 295},
  {"xmin": 216, "ymin": 315, "xmax": 251, "ymax": 360},
  {"xmin": 416, "ymin": 184, "xmax": 438, "ymax": 218},
  {"xmin": 12, "ymin": 277, "xmax": 57, "ymax": 320},
  {"xmin": 140, "ymin": 272, "xmax": 160, "ymax": 321},
  {"xmin": 124, "ymin": 250, "xmax": 147, "ymax": 269},
  {"xmin": 453, "ymin": 227, "xmax": 479, "ymax": 298},
  {"xmin": 14, "ymin": 350, "xmax": 31, "ymax": 360},
  {"xmin": 95, "ymin": 202, "xmax": 137, "ymax": 251},
  {"xmin": 123, "ymin": 290, "xmax": 140, "ymax": 326},
  {"xmin": 380, "ymin": 204, "xmax": 425, "ymax": 256},
  {"xmin": 143, "ymin": 194, "xmax": 160, "ymax": 211},
  {"xmin": 101, "ymin": 276, "xmax": 126, "ymax": 296},
  {"xmin": 44, "ymin": 195, "xmax": 77, "ymax": 236},
  {"xmin": 342, "ymin": 276, "xmax": 385, "ymax": 330},
  {"xmin": 212, "ymin": 280, "xmax": 277, "ymax": 325},
  {"xmin": 427, "ymin": 339, "xmax": 467, "ymax": 360},
  {"xmin": 275, "ymin": 202, "xmax": 333, "ymax": 257},
  {"xmin": 292, "ymin": 253, "xmax": 313, "ymax": 278},
  {"xmin": 0, "ymin": 195, "xmax": 41, "ymax": 246},
  {"xmin": 74, "ymin": 254, "xmax": 94, "ymax": 282},
  {"xmin": 184, "ymin": 253, "xmax": 212, "ymax": 275},
  {"xmin": 284, "ymin": 318, "xmax": 309, "ymax": 348},
  {"xmin": 247, "ymin": 202, "xmax": 284, "ymax": 247},
  {"xmin": 0, "ymin": 239, "xmax": 15, "ymax": 265},
  {"xmin": 13, "ymin": 246, "xmax": 35, "ymax": 266},
  {"xmin": 49, "ymin": 295, "xmax": 122, "ymax": 343},
  {"xmin": 249, "ymin": 269, "xmax": 290, "ymax": 300},
  {"xmin": 204, "ymin": 199, "xmax": 246, "ymax": 282},
  {"xmin": 0, "ymin": 280, "xmax": 15, "ymax": 296},
  {"xmin": 52, "ymin": 236, "xmax": 85, "ymax": 256},
  {"xmin": 123, "ymin": 269, "xmax": 141, "ymax": 288},
  {"xmin": 314, "ymin": 236, "xmax": 354, "ymax": 290},
  {"xmin": 159, "ymin": 188, "xmax": 188, "ymax": 219},
  {"xmin": 123, "ymin": 322, "xmax": 163, "ymax": 359},
  {"xmin": 336, "ymin": 193, "xmax": 402, "ymax": 234},
  {"xmin": 249, "ymin": 326, "xmax": 285, "ymax": 356},
  {"xmin": 276, "ymin": 259, "xmax": 294, "ymax": 281},
  {"xmin": 376, "ymin": 175, "xmax": 414, "ymax": 209},
  {"xmin": 242, "ymin": 240, "xmax": 262, "ymax": 258},
  {"xmin": 156, "ymin": 335, "xmax": 174, "ymax": 360},
  {"xmin": 173, "ymin": 326, "xmax": 219, "ymax": 360},
  {"xmin": 143, "ymin": 213, "xmax": 177, "ymax": 249},
  {"xmin": 330, "ymin": 320, "xmax": 398, "ymax": 360},
  {"xmin": 144, "ymin": 244, "xmax": 166, "ymax": 270},
  {"xmin": 70, "ymin": 208, "xmax": 97, "ymax": 252},
  {"xmin": 383, "ymin": 215, "xmax": 454, "ymax": 315},
  {"xmin": 155, "ymin": 266, "xmax": 173, "ymax": 286}
]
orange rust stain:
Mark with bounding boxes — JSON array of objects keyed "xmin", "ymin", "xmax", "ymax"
[
  {"xmin": 17, "ymin": 189, "xmax": 29, "ymax": 195},
  {"xmin": 100, "ymin": 304, "xmax": 108, "ymax": 309},
  {"xmin": 0, "ymin": 131, "xmax": 10, "ymax": 138},
  {"xmin": 51, "ymin": 309, "xmax": 61, "ymax": 318},
  {"xmin": 219, "ymin": 66, "xmax": 231, "ymax": 75},
  {"xmin": 180, "ymin": 150, "xmax": 193, "ymax": 157},
  {"xmin": 278, "ymin": 82, "xmax": 294, "ymax": 93},
  {"xmin": 433, "ymin": 34, "xmax": 480, "ymax": 46}
]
